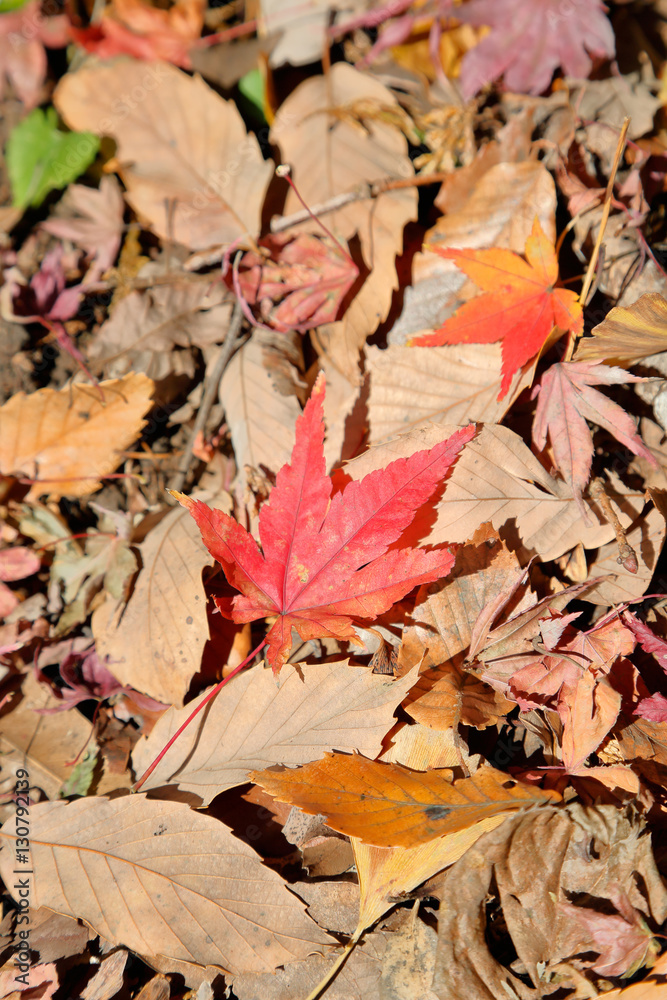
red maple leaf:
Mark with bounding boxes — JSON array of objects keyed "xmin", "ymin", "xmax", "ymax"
[
  {"xmin": 531, "ymin": 361, "xmax": 655, "ymax": 512},
  {"xmin": 456, "ymin": 0, "xmax": 615, "ymax": 98},
  {"xmin": 410, "ymin": 218, "xmax": 583, "ymax": 400},
  {"xmin": 173, "ymin": 374, "xmax": 474, "ymax": 673}
]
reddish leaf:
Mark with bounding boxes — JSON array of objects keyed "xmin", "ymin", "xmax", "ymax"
[
  {"xmin": 456, "ymin": 0, "xmax": 615, "ymax": 98},
  {"xmin": 174, "ymin": 374, "xmax": 475, "ymax": 672},
  {"xmin": 623, "ymin": 612, "xmax": 667, "ymax": 675},
  {"xmin": 411, "ymin": 218, "xmax": 582, "ymax": 399},
  {"xmin": 232, "ymin": 232, "xmax": 358, "ymax": 334},
  {"xmin": 532, "ymin": 361, "xmax": 656, "ymax": 512},
  {"xmin": 0, "ymin": 546, "xmax": 40, "ymax": 582},
  {"xmin": 42, "ymin": 177, "xmax": 125, "ymax": 280},
  {"xmin": 69, "ymin": 0, "xmax": 204, "ymax": 68},
  {"xmin": 634, "ymin": 693, "xmax": 667, "ymax": 723}
]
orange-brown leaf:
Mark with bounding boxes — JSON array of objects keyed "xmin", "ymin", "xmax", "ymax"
[
  {"xmin": 411, "ymin": 217, "xmax": 583, "ymax": 399},
  {"xmin": 251, "ymin": 754, "xmax": 561, "ymax": 848}
]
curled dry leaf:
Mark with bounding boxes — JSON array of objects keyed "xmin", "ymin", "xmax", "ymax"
[
  {"xmin": 54, "ymin": 61, "xmax": 273, "ymax": 251},
  {"xmin": 0, "ymin": 373, "xmax": 154, "ymax": 501},
  {"xmin": 0, "ymin": 796, "xmax": 331, "ymax": 974},
  {"xmin": 252, "ymin": 754, "xmax": 560, "ymax": 848},
  {"xmin": 131, "ymin": 660, "xmax": 420, "ymax": 802},
  {"xmin": 574, "ymin": 292, "xmax": 667, "ymax": 365},
  {"xmin": 430, "ymin": 803, "xmax": 667, "ymax": 999}
]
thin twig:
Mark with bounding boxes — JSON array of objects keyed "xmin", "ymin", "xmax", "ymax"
[
  {"xmin": 588, "ymin": 477, "xmax": 639, "ymax": 573},
  {"xmin": 564, "ymin": 117, "xmax": 630, "ymax": 362},
  {"xmin": 270, "ymin": 171, "xmax": 455, "ymax": 234},
  {"xmin": 169, "ymin": 300, "xmax": 244, "ymax": 494}
]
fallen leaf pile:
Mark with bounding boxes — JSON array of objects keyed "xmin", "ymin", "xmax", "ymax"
[{"xmin": 3, "ymin": 2, "xmax": 667, "ymax": 999}]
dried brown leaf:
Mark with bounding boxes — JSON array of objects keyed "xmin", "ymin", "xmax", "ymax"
[
  {"xmin": 92, "ymin": 495, "xmax": 229, "ymax": 706},
  {"xmin": 0, "ymin": 373, "xmax": 153, "ymax": 501},
  {"xmin": 131, "ymin": 660, "xmax": 420, "ymax": 802},
  {"xmin": 55, "ymin": 61, "xmax": 272, "ymax": 250},
  {"xmin": 0, "ymin": 797, "xmax": 331, "ymax": 974},
  {"xmin": 574, "ymin": 293, "xmax": 667, "ymax": 365}
]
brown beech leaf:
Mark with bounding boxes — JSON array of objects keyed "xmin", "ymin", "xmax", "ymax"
[
  {"xmin": 0, "ymin": 373, "xmax": 154, "ymax": 501},
  {"xmin": 574, "ymin": 292, "xmax": 667, "ymax": 364},
  {"xmin": 131, "ymin": 660, "xmax": 419, "ymax": 802},
  {"xmin": 347, "ymin": 423, "xmax": 621, "ymax": 562},
  {"xmin": 55, "ymin": 61, "xmax": 272, "ymax": 250},
  {"xmin": 92, "ymin": 493, "xmax": 231, "ymax": 706},
  {"xmin": 251, "ymin": 754, "xmax": 560, "ymax": 848},
  {"xmin": 0, "ymin": 796, "xmax": 331, "ymax": 974},
  {"xmin": 366, "ymin": 343, "xmax": 530, "ymax": 440},
  {"xmin": 271, "ymin": 63, "xmax": 417, "ymax": 382},
  {"xmin": 219, "ymin": 331, "xmax": 302, "ymax": 475}
]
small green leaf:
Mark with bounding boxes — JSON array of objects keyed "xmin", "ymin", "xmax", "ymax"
[
  {"xmin": 7, "ymin": 107, "xmax": 100, "ymax": 210},
  {"xmin": 59, "ymin": 748, "xmax": 98, "ymax": 798},
  {"xmin": 238, "ymin": 68, "xmax": 267, "ymax": 124},
  {"xmin": 0, "ymin": 0, "xmax": 30, "ymax": 11}
]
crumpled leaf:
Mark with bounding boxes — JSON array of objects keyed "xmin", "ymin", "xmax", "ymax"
[
  {"xmin": 456, "ymin": 0, "xmax": 615, "ymax": 98},
  {"xmin": 232, "ymin": 232, "xmax": 358, "ymax": 334},
  {"xmin": 0, "ymin": 372, "xmax": 154, "ymax": 501},
  {"xmin": 50, "ymin": 504, "xmax": 137, "ymax": 635},
  {"xmin": 0, "ymin": 796, "xmax": 331, "ymax": 973},
  {"xmin": 411, "ymin": 217, "xmax": 583, "ymax": 399},
  {"xmin": 69, "ymin": 0, "xmax": 204, "ymax": 69},
  {"xmin": 574, "ymin": 292, "xmax": 667, "ymax": 365},
  {"xmin": 175, "ymin": 374, "xmax": 474, "ymax": 673},
  {"xmin": 252, "ymin": 754, "xmax": 560, "ymax": 848},
  {"xmin": 0, "ymin": 544, "xmax": 40, "ymax": 617},
  {"xmin": 532, "ymin": 360, "xmax": 656, "ymax": 512},
  {"xmin": 429, "ymin": 803, "xmax": 667, "ymax": 999},
  {"xmin": 42, "ymin": 176, "xmax": 125, "ymax": 280}
]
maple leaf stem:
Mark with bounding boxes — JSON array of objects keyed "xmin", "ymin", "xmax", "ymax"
[
  {"xmin": 132, "ymin": 637, "xmax": 267, "ymax": 793},
  {"xmin": 275, "ymin": 164, "xmax": 358, "ymax": 270}
]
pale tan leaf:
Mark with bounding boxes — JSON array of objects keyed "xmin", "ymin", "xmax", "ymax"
[
  {"xmin": 0, "ymin": 373, "xmax": 154, "ymax": 501},
  {"xmin": 344, "ymin": 423, "xmax": 624, "ymax": 561},
  {"xmin": 132, "ymin": 660, "xmax": 419, "ymax": 802},
  {"xmin": 0, "ymin": 797, "xmax": 331, "ymax": 974},
  {"xmin": 55, "ymin": 61, "xmax": 273, "ymax": 250},
  {"xmin": 219, "ymin": 332, "xmax": 302, "ymax": 475},
  {"xmin": 80, "ymin": 951, "xmax": 128, "ymax": 1000},
  {"xmin": 366, "ymin": 343, "xmax": 533, "ymax": 440},
  {"xmin": 89, "ymin": 281, "xmax": 233, "ymax": 378},
  {"xmin": 574, "ymin": 293, "xmax": 667, "ymax": 364},
  {"xmin": 92, "ymin": 496, "xmax": 231, "ymax": 706},
  {"xmin": 272, "ymin": 64, "xmax": 417, "ymax": 382}
]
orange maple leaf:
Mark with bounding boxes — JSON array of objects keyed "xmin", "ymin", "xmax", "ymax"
[{"xmin": 410, "ymin": 218, "xmax": 583, "ymax": 399}]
